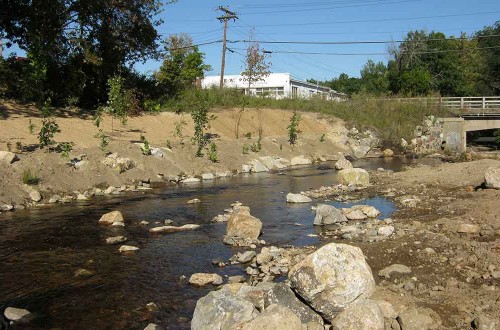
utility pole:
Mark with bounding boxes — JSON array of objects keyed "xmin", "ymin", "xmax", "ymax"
[{"xmin": 217, "ymin": 6, "xmax": 238, "ymax": 89}]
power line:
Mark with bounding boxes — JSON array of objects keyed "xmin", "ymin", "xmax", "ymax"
[
  {"xmin": 233, "ymin": 10, "xmax": 500, "ymax": 28},
  {"xmin": 238, "ymin": 0, "xmax": 422, "ymax": 15},
  {"xmin": 234, "ymin": 34, "xmax": 500, "ymax": 46},
  {"xmin": 261, "ymin": 45, "xmax": 500, "ymax": 56}
]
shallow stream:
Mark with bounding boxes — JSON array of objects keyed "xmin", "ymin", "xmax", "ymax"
[{"xmin": 0, "ymin": 158, "xmax": 439, "ymax": 329}]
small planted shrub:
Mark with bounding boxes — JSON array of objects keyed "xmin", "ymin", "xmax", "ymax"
[
  {"xmin": 208, "ymin": 142, "xmax": 218, "ymax": 163},
  {"xmin": 6, "ymin": 141, "xmax": 12, "ymax": 152},
  {"xmin": 59, "ymin": 142, "xmax": 74, "ymax": 159},
  {"xmin": 320, "ymin": 133, "xmax": 326, "ymax": 142},
  {"xmin": 140, "ymin": 135, "xmax": 151, "ymax": 155},
  {"xmin": 242, "ymin": 143, "xmax": 249, "ymax": 155},
  {"xmin": 22, "ymin": 169, "xmax": 40, "ymax": 185},
  {"xmin": 28, "ymin": 119, "xmax": 36, "ymax": 134},
  {"xmin": 15, "ymin": 141, "xmax": 22, "ymax": 151},
  {"xmin": 287, "ymin": 111, "xmax": 301, "ymax": 145},
  {"xmin": 94, "ymin": 130, "xmax": 110, "ymax": 152}
]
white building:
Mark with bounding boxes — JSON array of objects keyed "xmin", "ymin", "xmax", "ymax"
[{"xmin": 201, "ymin": 73, "xmax": 347, "ymax": 101}]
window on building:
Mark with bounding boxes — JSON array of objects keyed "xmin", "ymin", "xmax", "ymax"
[{"xmin": 255, "ymin": 87, "xmax": 284, "ymax": 97}]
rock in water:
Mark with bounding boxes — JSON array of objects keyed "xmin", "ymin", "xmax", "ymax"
[
  {"xmin": 264, "ymin": 283, "xmax": 324, "ymax": 325},
  {"xmin": 189, "ymin": 273, "xmax": 223, "ymax": 286},
  {"xmin": 335, "ymin": 155, "xmax": 353, "ymax": 170},
  {"xmin": 289, "ymin": 243, "xmax": 375, "ymax": 322},
  {"xmin": 338, "ymin": 168, "xmax": 370, "ymax": 186},
  {"xmin": 286, "ymin": 193, "xmax": 312, "ymax": 203},
  {"xmin": 242, "ymin": 304, "xmax": 302, "ymax": 330},
  {"xmin": 191, "ymin": 286, "xmax": 258, "ymax": 330},
  {"xmin": 383, "ymin": 149, "xmax": 395, "ymax": 158},
  {"xmin": 99, "ymin": 210, "xmax": 124, "ymax": 225},
  {"xmin": 118, "ymin": 245, "xmax": 139, "ymax": 252},
  {"xmin": 331, "ymin": 299, "xmax": 384, "ymax": 330},
  {"xmin": 4, "ymin": 307, "xmax": 31, "ymax": 321},
  {"xmin": 313, "ymin": 204, "xmax": 348, "ymax": 225},
  {"xmin": 226, "ymin": 213, "xmax": 262, "ymax": 240},
  {"xmin": 105, "ymin": 236, "xmax": 128, "ymax": 245},
  {"xmin": 485, "ymin": 167, "xmax": 500, "ymax": 189},
  {"xmin": 290, "ymin": 155, "xmax": 312, "ymax": 166}
]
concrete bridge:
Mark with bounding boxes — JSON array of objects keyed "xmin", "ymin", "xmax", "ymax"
[{"xmin": 442, "ymin": 113, "xmax": 500, "ymax": 153}]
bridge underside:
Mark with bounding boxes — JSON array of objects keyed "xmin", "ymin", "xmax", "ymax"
[{"xmin": 441, "ymin": 117, "xmax": 500, "ymax": 153}]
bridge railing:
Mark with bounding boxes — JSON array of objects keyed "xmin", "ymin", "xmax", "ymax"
[{"xmin": 389, "ymin": 96, "xmax": 500, "ymax": 111}]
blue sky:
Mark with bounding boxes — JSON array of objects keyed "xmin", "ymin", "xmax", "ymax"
[
  {"xmin": 148, "ymin": 0, "xmax": 500, "ymax": 81},
  {"xmin": 3, "ymin": 0, "xmax": 500, "ymax": 81}
]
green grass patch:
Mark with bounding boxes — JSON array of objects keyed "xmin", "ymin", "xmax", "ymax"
[{"xmin": 22, "ymin": 169, "xmax": 40, "ymax": 185}]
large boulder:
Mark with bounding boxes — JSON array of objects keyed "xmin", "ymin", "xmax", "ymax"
[
  {"xmin": 191, "ymin": 286, "xmax": 259, "ymax": 330},
  {"xmin": 331, "ymin": 299, "xmax": 384, "ymax": 330},
  {"xmin": 226, "ymin": 213, "xmax": 262, "ymax": 240},
  {"xmin": 335, "ymin": 155, "xmax": 353, "ymax": 170},
  {"xmin": 0, "ymin": 151, "xmax": 19, "ymax": 164},
  {"xmin": 264, "ymin": 283, "xmax": 323, "ymax": 325},
  {"xmin": 250, "ymin": 159, "xmax": 269, "ymax": 173},
  {"xmin": 98, "ymin": 210, "xmax": 124, "ymax": 225},
  {"xmin": 286, "ymin": 193, "xmax": 312, "ymax": 203},
  {"xmin": 242, "ymin": 304, "xmax": 302, "ymax": 330},
  {"xmin": 313, "ymin": 204, "xmax": 348, "ymax": 225},
  {"xmin": 338, "ymin": 168, "xmax": 370, "ymax": 186},
  {"xmin": 289, "ymin": 243, "xmax": 375, "ymax": 322},
  {"xmin": 290, "ymin": 155, "xmax": 312, "ymax": 166},
  {"xmin": 485, "ymin": 167, "xmax": 500, "ymax": 189}
]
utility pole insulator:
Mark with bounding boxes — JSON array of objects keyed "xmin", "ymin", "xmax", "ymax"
[{"xmin": 218, "ymin": 6, "xmax": 239, "ymax": 89}]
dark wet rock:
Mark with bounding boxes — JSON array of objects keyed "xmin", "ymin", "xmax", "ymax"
[
  {"xmin": 191, "ymin": 286, "xmax": 259, "ymax": 330},
  {"xmin": 264, "ymin": 283, "xmax": 323, "ymax": 325},
  {"xmin": 378, "ymin": 264, "xmax": 411, "ymax": 279},
  {"xmin": 313, "ymin": 204, "xmax": 348, "ymax": 225},
  {"xmin": 289, "ymin": 243, "xmax": 375, "ymax": 322},
  {"xmin": 331, "ymin": 299, "xmax": 384, "ymax": 330}
]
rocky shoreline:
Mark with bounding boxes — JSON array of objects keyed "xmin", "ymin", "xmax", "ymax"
[{"xmin": 185, "ymin": 158, "xmax": 500, "ymax": 330}]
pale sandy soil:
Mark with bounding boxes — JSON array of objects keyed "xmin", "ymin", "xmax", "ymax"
[{"xmin": 0, "ymin": 101, "xmax": 349, "ymax": 206}]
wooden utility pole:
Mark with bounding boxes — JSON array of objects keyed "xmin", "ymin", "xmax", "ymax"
[{"xmin": 217, "ymin": 6, "xmax": 238, "ymax": 89}]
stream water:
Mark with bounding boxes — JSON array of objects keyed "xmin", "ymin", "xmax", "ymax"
[{"xmin": 0, "ymin": 158, "xmax": 440, "ymax": 330}]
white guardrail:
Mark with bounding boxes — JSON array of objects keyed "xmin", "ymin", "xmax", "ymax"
[{"xmin": 392, "ymin": 96, "xmax": 500, "ymax": 110}]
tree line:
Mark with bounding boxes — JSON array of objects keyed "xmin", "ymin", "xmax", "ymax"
[
  {"xmin": 310, "ymin": 22, "xmax": 500, "ymax": 97},
  {"xmin": 0, "ymin": 0, "xmax": 210, "ymax": 111}
]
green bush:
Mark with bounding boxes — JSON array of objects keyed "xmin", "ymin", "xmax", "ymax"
[
  {"xmin": 208, "ymin": 142, "xmax": 218, "ymax": 163},
  {"xmin": 287, "ymin": 111, "xmax": 301, "ymax": 145},
  {"xmin": 22, "ymin": 169, "xmax": 40, "ymax": 185},
  {"xmin": 140, "ymin": 135, "xmax": 151, "ymax": 155}
]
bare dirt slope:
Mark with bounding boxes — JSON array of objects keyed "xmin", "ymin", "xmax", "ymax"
[{"xmin": 0, "ymin": 101, "xmax": 348, "ymax": 206}]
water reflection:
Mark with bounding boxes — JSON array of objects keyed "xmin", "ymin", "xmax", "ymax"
[{"xmin": 0, "ymin": 160, "xmax": 424, "ymax": 329}]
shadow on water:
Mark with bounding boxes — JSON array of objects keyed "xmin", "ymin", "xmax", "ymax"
[{"xmin": 0, "ymin": 159, "xmax": 437, "ymax": 329}]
